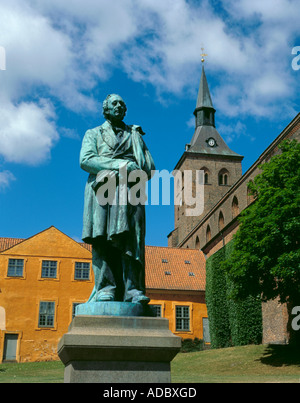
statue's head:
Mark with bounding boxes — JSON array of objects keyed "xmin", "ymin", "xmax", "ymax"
[{"xmin": 102, "ymin": 94, "xmax": 127, "ymax": 122}]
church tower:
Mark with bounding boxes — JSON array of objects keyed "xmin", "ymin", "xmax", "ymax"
[{"xmin": 168, "ymin": 63, "xmax": 244, "ymax": 247}]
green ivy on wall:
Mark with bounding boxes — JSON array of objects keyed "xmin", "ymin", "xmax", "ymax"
[{"xmin": 205, "ymin": 240, "xmax": 262, "ymax": 349}]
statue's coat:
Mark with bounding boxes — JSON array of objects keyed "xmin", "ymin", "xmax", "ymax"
[{"xmin": 80, "ymin": 120, "xmax": 155, "ymax": 268}]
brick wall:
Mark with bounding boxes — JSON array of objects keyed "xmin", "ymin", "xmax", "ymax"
[{"xmin": 176, "ymin": 114, "xmax": 300, "ymax": 344}]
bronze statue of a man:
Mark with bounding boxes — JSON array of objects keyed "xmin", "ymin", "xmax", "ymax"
[{"xmin": 80, "ymin": 94, "xmax": 155, "ymax": 304}]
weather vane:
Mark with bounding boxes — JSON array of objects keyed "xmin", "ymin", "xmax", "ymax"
[{"xmin": 201, "ymin": 47, "xmax": 208, "ymax": 63}]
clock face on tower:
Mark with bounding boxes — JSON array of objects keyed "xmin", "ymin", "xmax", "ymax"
[{"xmin": 207, "ymin": 137, "xmax": 216, "ymax": 147}]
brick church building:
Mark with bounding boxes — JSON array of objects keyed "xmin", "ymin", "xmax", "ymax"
[{"xmin": 168, "ymin": 62, "xmax": 300, "ymax": 344}]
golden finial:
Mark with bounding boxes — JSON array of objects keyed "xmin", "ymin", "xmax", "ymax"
[{"xmin": 201, "ymin": 47, "xmax": 208, "ymax": 63}]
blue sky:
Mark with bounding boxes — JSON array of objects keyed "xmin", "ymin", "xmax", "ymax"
[{"xmin": 0, "ymin": 0, "xmax": 299, "ymax": 247}]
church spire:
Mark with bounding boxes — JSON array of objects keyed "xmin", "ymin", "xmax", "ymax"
[
  {"xmin": 188, "ymin": 61, "xmax": 243, "ymax": 160},
  {"xmin": 193, "ymin": 63, "xmax": 216, "ymax": 128}
]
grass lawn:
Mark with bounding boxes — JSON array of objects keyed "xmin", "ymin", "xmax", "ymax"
[
  {"xmin": 0, "ymin": 360, "xmax": 64, "ymax": 383},
  {"xmin": 171, "ymin": 344, "xmax": 300, "ymax": 383},
  {"xmin": 0, "ymin": 344, "xmax": 299, "ymax": 383}
]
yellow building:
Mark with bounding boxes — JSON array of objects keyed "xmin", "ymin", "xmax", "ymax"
[
  {"xmin": 0, "ymin": 227, "xmax": 92, "ymax": 362},
  {"xmin": 145, "ymin": 246, "xmax": 208, "ymax": 341},
  {"xmin": 0, "ymin": 226, "xmax": 208, "ymax": 363}
]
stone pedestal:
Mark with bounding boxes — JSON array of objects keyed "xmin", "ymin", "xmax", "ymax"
[{"xmin": 57, "ymin": 311, "xmax": 181, "ymax": 383}]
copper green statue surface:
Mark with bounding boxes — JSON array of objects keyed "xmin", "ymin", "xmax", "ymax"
[{"xmin": 80, "ymin": 94, "xmax": 155, "ymax": 306}]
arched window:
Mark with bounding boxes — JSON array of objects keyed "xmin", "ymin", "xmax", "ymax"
[
  {"xmin": 232, "ymin": 196, "xmax": 239, "ymax": 218},
  {"xmin": 206, "ymin": 225, "xmax": 211, "ymax": 243},
  {"xmin": 200, "ymin": 167, "xmax": 210, "ymax": 185},
  {"xmin": 218, "ymin": 169, "xmax": 229, "ymax": 186},
  {"xmin": 247, "ymin": 181, "xmax": 255, "ymax": 205},
  {"xmin": 203, "ymin": 110, "xmax": 212, "ymax": 125},
  {"xmin": 195, "ymin": 236, "xmax": 200, "ymax": 249},
  {"xmin": 218, "ymin": 211, "xmax": 224, "ymax": 231}
]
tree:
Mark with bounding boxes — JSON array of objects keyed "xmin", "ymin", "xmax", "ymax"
[{"xmin": 222, "ymin": 139, "xmax": 300, "ymax": 344}]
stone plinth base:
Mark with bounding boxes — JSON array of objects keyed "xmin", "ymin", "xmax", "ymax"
[
  {"xmin": 57, "ymin": 315, "xmax": 181, "ymax": 383},
  {"xmin": 75, "ymin": 301, "xmax": 155, "ymax": 317}
]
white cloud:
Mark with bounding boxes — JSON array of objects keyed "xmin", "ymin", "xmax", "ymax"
[
  {"xmin": 0, "ymin": 170, "xmax": 16, "ymax": 190},
  {"xmin": 0, "ymin": 1, "xmax": 72, "ymax": 97},
  {"xmin": 2, "ymin": 0, "xmax": 298, "ymax": 113},
  {"xmin": 0, "ymin": 99, "xmax": 58, "ymax": 165},
  {"xmin": 217, "ymin": 120, "xmax": 254, "ymax": 144},
  {"xmin": 223, "ymin": 0, "xmax": 300, "ymax": 24},
  {"xmin": 120, "ymin": 1, "xmax": 251, "ymax": 93},
  {"xmin": 0, "ymin": 0, "xmax": 299, "ymax": 171}
]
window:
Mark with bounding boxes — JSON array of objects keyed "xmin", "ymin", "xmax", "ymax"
[
  {"xmin": 41, "ymin": 260, "xmax": 57, "ymax": 278},
  {"xmin": 219, "ymin": 174, "xmax": 228, "ymax": 185},
  {"xmin": 184, "ymin": 260, "xmax": 191, "ymax": 264},
  {"xmin": 218, "ymin": 211, "xmax": 225, "ymax": 231},
  {"xmin": 152, "ymin": 305, "xmax": 162, "ymax": 317},
  {"xmin": 162, "ymin": 259, "xmax": 168, "ymax": 263},
  {"xmin": 7, "ymin": 259, "xmax": 24, "ymax": 277},
  {"xmin": 247, "ymin": 180, "xmax": 256, "ymax": 205},
  {"xmin": 232, "ymin": 196, "xmax": 239, "ymax": 218},
  {"xmin": 38, "ymin": 301, "xmax": 55, "ymax": 328},
  {"xmin": 195, "ymin": 236, "xmax": 200, "ymax": 249},
  {"xmin": 206, "ymin": 225, "xmax": 211, "ymax": 243},
  {"xmin": 203, "ymin": 318, "xmax": 211, "ymax": 344},
  {"xmin": 200, "ymin": 167, "xmax": 210, "ymax": 185},
  {"xmin": 3, "ymin": 334, "xmax": 18, "ymax": 361},
  {"xmin": 204, "ymin": 110, "xmax": 211, "ymax": 124},
  {"xmin": 176, "ymin": 306, "xmax": 190, "ymax": 331},
  {"xmin": 218, "ymin": 169, "xmax": 229, "ymax": 186},
  {"xmin": 74, "ymin": 262, "xmax": 90, "ymax": 280}
]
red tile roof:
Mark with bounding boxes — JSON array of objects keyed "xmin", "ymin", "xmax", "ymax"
[
  {"xmin": 80, "ymin": 243, "xmax": 92, "ymax": 252},
  {"xmin": 145, "ymin": 246, "xmax": 206, "ymax": 291},
  {"xmin": 0, "ymin": 237, "xmax": 92, "ymax": 253},
  {"xmin": 0, "ymin": 237, "xmax": 24, "ymax": 252},
  {"xmin": 0, "ymin": 237, "xmax": 206, "ymax": 292}
]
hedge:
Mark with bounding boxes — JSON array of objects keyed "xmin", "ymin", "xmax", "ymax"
[{"xmin": 205, "ymin": 240, "xmax": 262, "ymax": 348}]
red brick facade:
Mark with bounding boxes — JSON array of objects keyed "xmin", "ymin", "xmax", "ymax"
[{"xmin": 171, "ymin": 113, "xmax": 300, "ymax": 344}]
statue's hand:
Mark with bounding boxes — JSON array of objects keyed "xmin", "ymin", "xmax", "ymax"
[
  {"xmin": 118, "ymin": 161, "xmax": 139, "ymax": 182},
  {"xmin": 132, "ymin": 125, "xmax": 145, "ymax": 136}
]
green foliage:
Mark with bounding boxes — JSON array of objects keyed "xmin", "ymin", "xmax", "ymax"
[
  {"xmin": 206, "ymin": 246, "xmax": 231, "ymax": 348},
  {"xmin": 223, "ymin": 139, "xmax": 300, "ymax": 304},
  {"xmin": 180, "ymin": 338, "xmax": 204, "ymax": 353},
  {"xmin": 206, "ymin": 241, "xmax": 262, "ymax": 349}
]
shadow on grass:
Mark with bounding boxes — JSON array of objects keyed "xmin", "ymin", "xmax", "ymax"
[{"xmin": 258, "ymin": 345, "xmax": 300, "ymax": 367}]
